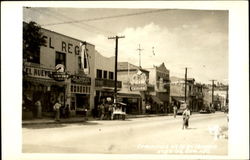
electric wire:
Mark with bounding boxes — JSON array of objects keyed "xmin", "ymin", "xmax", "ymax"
[{"xmin": 41, "ymin": 9, "xmax": 169, "ymax": 26}]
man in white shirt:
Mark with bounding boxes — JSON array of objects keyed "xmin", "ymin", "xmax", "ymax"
[{"xmin": 182, "ymin": 106, "xmax": 191, "ymax": 129}]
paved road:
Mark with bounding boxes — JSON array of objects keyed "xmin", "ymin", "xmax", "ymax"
[{"xmin": 22, "ymin": 112, "xmax": 228, "ymax": 155}]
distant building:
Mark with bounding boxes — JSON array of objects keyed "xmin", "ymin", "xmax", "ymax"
[
  {"xmin": 117, "ymin": 62, "xmax": 151, "ymax": 114},
  {"xmin": 145, "ymin": 63, "xmax": 170, "ymax": 113},
  {"xmin": 170, "ymin": 77, "xmax": 203, "ymax": 112}
]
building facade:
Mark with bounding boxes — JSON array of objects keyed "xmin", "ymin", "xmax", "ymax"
[
  {"xmin": 170, "ymin": 77, "xmax": 204, "ymax": 112},
  {"xmin": 117, "ymin": 62, "xmax": 151, "ymax": 114},
  {"xmin": 146, "ymin": 63, "xmax": 170, "ymax": 113},
  {"xmin": 23, "ymin": 23, "xmax": 95, "ymax": 119}
]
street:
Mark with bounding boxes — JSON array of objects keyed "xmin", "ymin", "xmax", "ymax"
[{"xmin": 22, "ymin": 112, "xmax": 228, "ymax": 155}]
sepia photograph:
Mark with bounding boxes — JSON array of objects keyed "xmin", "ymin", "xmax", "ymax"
[{"xmin": 1, "ymin": 1, "xmax": 249, "ymax": 160}]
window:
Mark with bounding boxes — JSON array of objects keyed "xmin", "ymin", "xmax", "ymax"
[
  {"xmin": 103, "ymin": 70, "xmax": 108, "ymax": 79},
  {"xmin": 55, "ymin": 51, "xmax": 66, "ymax": 66},
  {"xmin": 97, "ymin": 69, "xmax": 102, "ymax": 79},
  {"xmin": 78, "ymin": 56, "xmax": 82, "ymax": 69},
  {"xmin": 109, "ymin": 72, "xmax": 114, "ymax": 80}
]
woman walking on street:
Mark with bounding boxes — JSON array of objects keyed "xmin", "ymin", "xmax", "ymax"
[{"xmin": 182, "ymin": 106, "xmax": 191, "ymax": 129}]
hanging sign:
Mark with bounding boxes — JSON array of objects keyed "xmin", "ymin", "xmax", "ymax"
[{"xmin": 49, "ymin": 64, "xmax": 70, "ymax": 81}]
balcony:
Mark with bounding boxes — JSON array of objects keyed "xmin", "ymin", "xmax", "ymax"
[{"xmin": 95, "ymin": 78, "xmax": 122, "ymax": 89}]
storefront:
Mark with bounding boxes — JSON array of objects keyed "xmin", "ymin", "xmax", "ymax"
[
  {"xmin": 23, "ymin": 64, "xmax": 68, "ymax": 119},
  {"xmin": 70, "ymin": 75, "xmax": 91, "ymax": 115},
  {"xmin": 117, "ymin": 93, "xmax": 141, "ymax": 114}
]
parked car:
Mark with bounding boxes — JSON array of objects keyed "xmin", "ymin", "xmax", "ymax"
[{"xmin": 199, "ymin": 107, "xmax": 215, "ymax": 114}]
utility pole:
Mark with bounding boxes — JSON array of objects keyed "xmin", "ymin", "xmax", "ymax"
[
  {"xmin": 137, "ymin": 44, "xmax": 144, "ymax": 68},
  {"xmin": 184, "ymin": 67, "xmax": 187, "ymax": 102},
  {"xmin": 210, "ymin": 80, "xmax": 216, "ymax": 107},
  {"xmin": 108, "ymin": 35, "xmax": 125, "ymax": 103}
]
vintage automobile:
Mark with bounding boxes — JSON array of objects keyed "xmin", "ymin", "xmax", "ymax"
[
  {"xmin": 112, "ymin": 102, "xmax": 127, "ymax": 120},
  {"xmin": 199, "ymin": 107, "xmax": 215, "ymax": 114}
]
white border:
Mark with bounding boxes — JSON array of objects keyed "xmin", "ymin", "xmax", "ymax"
[{"xmin": 1, "ymin": 1, "xmax": 249, "ymax": 160}]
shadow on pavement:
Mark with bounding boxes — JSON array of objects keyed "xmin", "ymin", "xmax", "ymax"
[
  {"xmin": 69, "ymin": 121, "xmax": 99, "ymax": 126},
  {"xmin": 22, "ymin": 123, "xmax": 68, "ymax": 129}
]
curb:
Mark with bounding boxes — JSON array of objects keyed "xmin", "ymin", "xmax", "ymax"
[{"xmin": 23, "ymin": 113, "xmax": 204, "ymax": 126}]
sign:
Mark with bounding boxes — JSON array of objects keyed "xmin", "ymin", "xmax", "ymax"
[
  {"xmin": 130, "ymin": 84, "xmax": 147, "ymax": 91},
  {"xmin": 50, "ymin": 72, "xmax": 70, "ymax": 81},
  {"xmin": 50, "ymin": 64, "xmax": 69, "ymax": 81},
  {"xmin": 129, "ymin": 70, "xmax": 148, "ymax": 91},
  {"xmin": 23, "ymin": 66, "xmax": 53, "ymax": 79},
  {"xmin": 71, "ymin": 75, "xmax": 91, "ymax": 85}
]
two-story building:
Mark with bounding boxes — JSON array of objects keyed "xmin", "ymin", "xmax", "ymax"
[
  {"xmin": 145, "ymin": 63, "xmax": 170, "ymax": 113},
  {"xmin": 22, "ymin": 22, "xmax": 122, "ymax": 119},
  {"xmin": 117, "ymin": 62, "xmax": 151, "ymax": 114}
]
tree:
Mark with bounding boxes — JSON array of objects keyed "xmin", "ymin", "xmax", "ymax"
[{"xmin": 23, "ymin": 21, "xmax": 46, "ymax": 63}]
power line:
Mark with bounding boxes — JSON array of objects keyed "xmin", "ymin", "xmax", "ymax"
[{"xmin": 41, "ymin": 9, "xmax": 169, "ymax": 26}]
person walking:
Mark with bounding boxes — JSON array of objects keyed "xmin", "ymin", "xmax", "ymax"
[
  {"xmin": 100, "ymin": 103, "xmax": 105, "ymax": 120},
  {"xmin": 182, "ymin": 106, "xmax": 191, "ymax": 129},
  {"xmin": 173, "ymin": 104, "xmax": 177, "ymax": 118},
  {"xmin": 53, "ymin": 101, "xmax": 62, "ymax": 122},
  {"xmin": 35, "ymin": 99, "xmax": 42, "ymax": 118}
]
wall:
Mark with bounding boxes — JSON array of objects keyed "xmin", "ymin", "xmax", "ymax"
[{"xmin": 95, "ymin": 51, "xmax": 115, "ymax": 74}]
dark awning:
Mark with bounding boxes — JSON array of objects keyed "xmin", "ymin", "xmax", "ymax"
[
  {"xmin": 117, "ymin": 93, "xmax": 141, "ymax": 99},
  {"xmin": 151, "ymin": 96, "xmax": 163, "ymax": 105},
  {"xmin": 172, "ymin": 96, "xmax": 185, "ymax": 103},
  {"xmin": 23, "ymin": 76, "xmax": 67, "ymax": 87}
]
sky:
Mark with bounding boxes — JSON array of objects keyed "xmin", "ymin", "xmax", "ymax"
[{"xmin": 23, "ymin": 7, "xmax": 228, "ymax": 84}]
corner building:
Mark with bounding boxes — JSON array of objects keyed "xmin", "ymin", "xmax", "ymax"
[{"xmin": 23, "ymin": 24, "xmax": 96, "ymax": 118}]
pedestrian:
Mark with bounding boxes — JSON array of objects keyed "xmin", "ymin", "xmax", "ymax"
[
  {"xmin": 108, "ymin": 103, "xmax": 113, "ymax": 120},
  {"xmin": 100, "ymin": 103, "xmax": 105, "ymax": 120},
  {"xmin": 35, "ymin": 99, "xmax": 42, "ymax": 118},
  {"xmin": 83, "ymin": 106, "xmax": 88, "ymax": 121},
  {"xmin": 182, "ymin": 106, "xmax": 191, "ymax": 129},
  {"xmin": 53, "ymin": 100, "xmax": 62, "ymax": 122},
  {"xmin": 173, "ymin": 104, "xmax": 177, "ymax": 118}
]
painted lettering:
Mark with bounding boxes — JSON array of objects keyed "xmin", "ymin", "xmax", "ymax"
[
  {"xmin": 62, "ymin": 41, "xmax": 67, "ymax": 52},
  {"xmin": 68, "ymin": 43, "xmax": 73, "ymax": 54},
  {"xmin": 75, "ymin": 46, "xmax": 80, "ymax": 55},
  {"xmin": 49, "ymin": 37, "xmax": 54, "ymax": 49}
]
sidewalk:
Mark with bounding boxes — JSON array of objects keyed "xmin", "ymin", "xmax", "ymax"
[{"xmin": 22, "ymin": 113, "xmax": 173, "ymax": 125}]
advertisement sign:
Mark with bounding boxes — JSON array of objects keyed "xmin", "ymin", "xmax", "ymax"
[
  {"xmin": 50, "ymin": 64, "xmax": 70, "ymax": 81},
  {"xmin": 129, "ymin": 70, "xmax": 148, "ymax": 91}
]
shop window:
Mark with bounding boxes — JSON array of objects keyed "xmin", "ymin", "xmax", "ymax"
[
  {"xmin": 83, "ymin": 86, "xmax": 86, "ymax": 93},
  {"xmin": 55, "ymin": 51, "xmax": 66, "ymax": 66},
  {"xmin": 74, "ymin": 86, "xmax": 76, "ymax": 92},
  {"xmin": 97, "ymin": 69, "xmax": 102, "ymax": 79},
  {"xmin": 103, "ymin": 70, "xmax": 108, "ymax": 79},
  {"xmin": 71, "ymin": 85, "xmax": 73, "ymax": 92},
  {"xmin": 109, "ymin": 72, "xmax": 114, "ymax": 80}
]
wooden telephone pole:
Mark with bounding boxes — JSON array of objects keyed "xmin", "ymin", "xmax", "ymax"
[{"xmin": 108, "ymin": 36, "xmax": 125, "ymax": 103}]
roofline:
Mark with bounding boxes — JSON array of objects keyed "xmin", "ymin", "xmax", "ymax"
[{"xmin": 23, "ymin": 21, "xmax": 95, "ymax": 47}]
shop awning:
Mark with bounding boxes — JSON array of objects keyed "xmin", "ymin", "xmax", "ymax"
[
  {"xmin": 117, "ymin": 93, "xmax": 141, "ymax": 99},
  {"xmin": 23, "ymin": 76, "xmax": 67, "ymax": 87},
  {"xmin": 151, "ymin": 96, "xmax": 163, "ymax": 105},
  {"xmin": 172, "ymin": 96, "xmax": 185, "ymax": 103}
]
